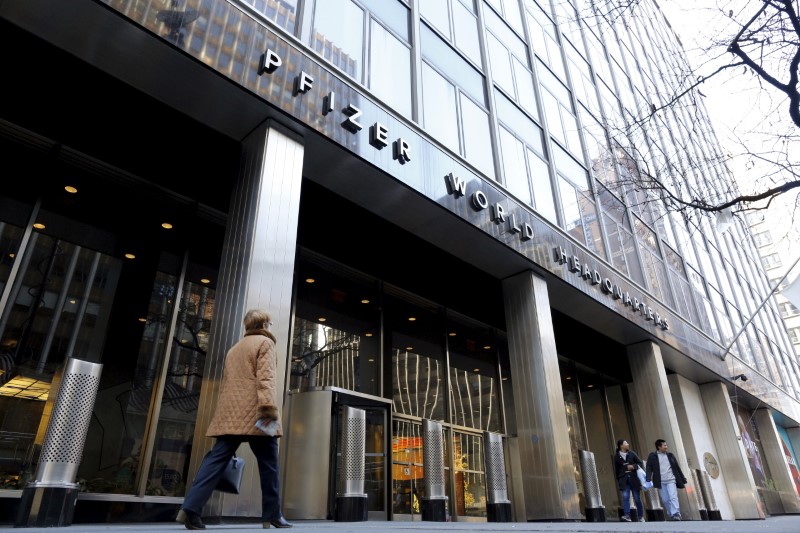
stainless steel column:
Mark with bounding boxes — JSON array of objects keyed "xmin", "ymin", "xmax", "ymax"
[
  {"xmin": 642, "ymin": 488, "xmax": 665, "ymax": 521},
  {"xmin": 484, "ymin": 431, "xmax": 512, "ymax": 521},
  {"xmin": 189, "ymin": 121, "xmax": 304, "ymax": 519},
  {"xmin": 335, "ymin": 405, "xmax": 367, "ymax": 521},
  {"xmin": 15, "ymin": 358, "xmax": 103, "ymax": 527},
  {"xmin": 502, "ymin": 271, "xmax": 582, "ymax": 520},
  {"xmin": 421, "ymin": 418, "xmax": 447, "ymax": 521},
  {"xmin": 578, "ymin": 450, "xmax": 605, "ymax": 522},
  {"xmin": 753, "ymin": 409, "xmax": 800, "ymax": 514}
]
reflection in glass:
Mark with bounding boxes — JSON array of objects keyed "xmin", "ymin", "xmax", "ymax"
[
  {"xmin": 422, "ymin": 62, "xmax": 459, "ymax": 153},
  {"xmin": 452, "ymin": 431, "xmax": 485, "ymax": 517},
  {"xmin": 312, "ymin": 0, "xmax": 364, "ymax": 80},
  {"xmin": 0, "ymin": 229, "xmax": 119, "ymax": 490},
  {"xmin": 145, "ymin": 279, "xmax": 215, "ymax": 497},
  {"xmin": 369, "ymin": 21, "xmax": 412, "ymax": 117},
  {"xmin": 392, "ymin": 419, "xmax": 423, "ymax": 516}
]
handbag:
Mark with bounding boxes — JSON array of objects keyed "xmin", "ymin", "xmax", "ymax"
[
  {"xmin": 215, "ymin": 455, "xmax": 245, "ymax": 494},
  {"xmin": 635, "ymin": 465, "xmax": 652, "ymax": 489}
]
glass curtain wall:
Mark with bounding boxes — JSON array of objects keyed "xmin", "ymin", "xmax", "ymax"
[{"xmin": 0, "ymin": 153, "xmax": 224, "ymax": 498}]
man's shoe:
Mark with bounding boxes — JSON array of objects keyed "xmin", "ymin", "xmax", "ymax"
[
  {"xmin": 264, "ymin": 516, "xmax": 293, "ymax": 528},
  {"xmin": 671, "ymin": 513, "xmax": 682, "ymax": 521},
  {"xmin": 639, "ymin": 517, "xmax": 645, "ymax": 522},
  {"xmin": 182, "ymin": 509, "xmax": 205, "ymax": 530},
  {"xmin": 620, "ymin": 515, "xmax": 631, "ymax": 522}
]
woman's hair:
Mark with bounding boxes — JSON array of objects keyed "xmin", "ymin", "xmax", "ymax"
[
  {"xmin": 616, "ymin": 439, "xmax": 626, "ymax": 451},
  {"xmin": 243, "ymin": 308, "xmax": 271, "ymax": 331}
]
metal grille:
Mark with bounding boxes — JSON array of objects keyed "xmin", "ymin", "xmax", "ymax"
[
  {"xmin": 578, "ymin": 450, "xmax": 603, "ymax": 508},
  {"xmin": 337, "ymin": 406, "xmax": 366, "ymax": 497},
  {"xmin": 421, "ymin": 419, "xmax": 446, "ymax": 499},
  {"xmin": 484, "ymin": 432, "xmax": 509, "ymax": 503}
]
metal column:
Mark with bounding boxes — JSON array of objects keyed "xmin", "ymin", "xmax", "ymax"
[
  {"xmin": 696, "ymin": 469, "xmax": 722, "ymax": 520},
  {"xmin": 15, "ymin": 358, "xmax": 103, "ymax": 527}
]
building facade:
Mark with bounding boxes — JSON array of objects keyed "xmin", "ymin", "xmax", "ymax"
[{"xmin": 1, "ymin": 0, "xmax": 800, "ymax": 524}]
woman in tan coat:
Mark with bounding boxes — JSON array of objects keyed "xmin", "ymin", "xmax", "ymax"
[{"xmin": 180, "ymin": 309, "xmax": 292, "ymax": 530}]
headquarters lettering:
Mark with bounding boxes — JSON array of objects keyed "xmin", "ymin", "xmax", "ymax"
[
  {"xmin": 258, "ymin": 49, "xmax": 411, "ymax": 164},
  {"xmin": 553, "ymin": 246, "xmax": 670, "ymax": 331}
]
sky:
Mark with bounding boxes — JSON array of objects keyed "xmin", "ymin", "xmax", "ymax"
[{"xmin": 657, "ymin": 1, "xmax": 800, "ymax": 255}]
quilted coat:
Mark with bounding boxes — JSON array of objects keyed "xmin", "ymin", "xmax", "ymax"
[{"xmin": 206, "ymin": 328, "xmax": 282, "ymax": 437}]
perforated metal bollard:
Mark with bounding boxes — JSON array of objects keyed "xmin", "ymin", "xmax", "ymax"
[
  {"xmin": 578, "ymin": 450, "xmax": 605, "ymax": 522},
  {"xmin": 643, "ymin": 487, "xmax": 666, "ymax": 521},
  {"xmin": 691, "ymin": 469, "xmax": 708, "ymax": 520},
  {"xmin": 421, "ymin": 418, "xmax": 447, "ymax": 521},
  {"xmin": 16, "ymin": 358, "xmax": 103, "ymax": 528},
  {"xmin": 696, "ymin": 469, "xmax": 721, "ymax": 520},
  {"xmin": 334, "ymin": 405, "xmax": 367, "ymax": 521},
  {"xmin": 483, "ymin": 431, "xmax": 511, "ymax": 522}
]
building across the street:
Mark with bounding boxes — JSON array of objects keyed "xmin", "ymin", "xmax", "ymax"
[{"xmin": 1, "ymin": 0, "xmax": 799, "ymax": 525}]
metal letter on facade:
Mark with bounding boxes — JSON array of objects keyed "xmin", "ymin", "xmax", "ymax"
[
  {"xmin": 16, "ymin": 358, "xmax": 103, "ymax": 527},
  {"xmin": 578, "ymin": 450, "xmax": 605, "ymax": 522}
]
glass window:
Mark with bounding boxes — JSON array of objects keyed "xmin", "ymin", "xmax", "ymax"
[
  {"xmin": 597, "ymin": 184, "xmax": 644, "ymax": 285},
  {"xmin": 239, "ymin": 0, "xmax": 298, "ymax": 34},
  {"xmin": 558, "ymin": 176, "xmax": 605, "ymax": 256},
  {"xmin": 361, "ymin": 0, "xmax": 409, "ymax": 40},
  {"xmin": 525, "ymin": 4, "xmax": 566, "ymax": 80},
  {"xmin": 451, "ymin": 431, "xmax": 487, "ymax": 517},
  {"xmin": 421, "ymin": 62, "xmax": 460, "ymax": 152},
  {"xmin": 421, "ymin": 23, "xmax": 485, "ymax": 104},
  {"xmin": 499, "ymin": 126, "xmax": 531, "ymax": 204},
  {"xmin": 460, "ymin": 93, "xmax": 495, "ymax": 179},
  {"xmin": 312, "ymin": 0, "xmax": 365, "ymax": 80},
  {"xmin": 369, "ymin": 21, "xmax": 412, "ymax": 117},
  {"xmin": 421, "ymin": 0, "xmax": 482, "ymax": 67},
  {"xmin": 529, "ymin": 147, "xmax": 557, "ymax": 223}
]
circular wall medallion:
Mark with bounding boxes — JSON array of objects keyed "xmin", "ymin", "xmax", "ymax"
[{"xmin": 704, "ymin": 452, "xmax": 720, "ymax": 479}]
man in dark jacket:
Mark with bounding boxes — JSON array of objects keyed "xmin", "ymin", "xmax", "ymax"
[
  {"xmin": 645, "ymin": 439, "xmax": 687, "ymax": 521},
  {"xmin": 614, "ymin": 439, "xmax": 645, "ymax": 522}
]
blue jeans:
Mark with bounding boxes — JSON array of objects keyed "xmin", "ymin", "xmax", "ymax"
[
  {"xmin": 659, "ymin": 481, "xmax": 680, "ymax": 518},
  {"xmin": 620, "ymin": 475, "xmax": 644, "ymax": 519},
  {"xmin": 182, "ymin": 435, "xmax": 282, "ymax": 521}
]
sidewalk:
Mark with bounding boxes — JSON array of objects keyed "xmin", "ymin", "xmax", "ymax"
[{"xmin": 2, "ymin": 515, "xmax": 799, "ymax": 533}]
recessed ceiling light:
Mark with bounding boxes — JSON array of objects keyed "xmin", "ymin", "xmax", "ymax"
[
  {"xmin": 483, "ymin": 345, "xmax": 491, "ymax": 350},
  {"xmin": 305, "ymin": 278, "xmax": 315, "ymax": 283},
  {"xmin": 200, "ymin": 278, "xmax": 210, "ymax": 284},
  {"xmin": 69, "ymin": 299, "xmax": 77, "ymax": 304},
  {"xmin": 124, "ymin": 253, "xmax": 136, "ymax": 259},
  {"xmin": 368, "ymin": 358, "xmax": 374, "ymax": 362},
  {"xmin": 64, "ymin": 185, "xmax": 78, "ymax": 194},
  {"xmin": 138, "ymin": 317, "xmax": 147, "ymax": 323},
  {"xmin": 448, "ymin": 332, "xmax": 457, "ymax": 336},
  {"xmin": 365, "ymin": 332, "xmax": 373, "ymax": 337},
  {"xmin": 361, "ymin": 299, "xmax": 369, "ymax": 304},
  {"xmin": 473, "ymin": 368, "xmax": 480, "ymax": 372},
  {"xmin": 161, "ymin": 222, "xmax": 173, "ymax": 229},
  {"xmin": 318, "ymin": 317, "xmax": 326, "ymax": 322},
  {"xmin": 405, "ymin": 346, "xmax": 413, "ymax": 351},
  {"xmin": 9, "ymin": 253, "xmax": 15, "ymax": 259},
  {"xmin": 408, "ymin": 317, "xmax": 416, "ymax": 321},
  {"xmin": 33, "ymin": 223, "xmax": 45, "ymax": 229}
]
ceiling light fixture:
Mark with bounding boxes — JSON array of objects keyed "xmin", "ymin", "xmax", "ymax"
[
  {"xmin": 64, "ymin": 185, "xmax": 78, "ymax": 194},
  {"xmin": 305, "ymin": 278, "xmax": 315, "ymax": 283},
  {"xmin": 161, "ymin": 222, "xmax": 173, "ymax": 229},
  {"xmin": 200, "ymin": 278, "xmax": 210, "ymax": 284},
  {"xmin": 124, "ymin": 253, "xmax": 136, "ymax": 259},
  {"xmin": 33, "ymin": 223, "xmax": 45, "ymax": 229}
]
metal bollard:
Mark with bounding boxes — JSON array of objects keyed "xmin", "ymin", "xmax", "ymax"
[
  {"xmin": 691, "ymin": 469, "xmax": 708, "ymax": 520},
  {"xmin": 643, "ymin": 488, "xmax": 666, "ymax": 521},
  {"xmin": 483, "ymin": 431, "xmax": 511, "ymax": 522},
  {"xmin": 696, "ymin": 469, "xmax": 721, "ymax": 520},
  {"xmin": 578, "ymin": 450, "xmax": 605, "ymax": 522},
  {"xmin": 421, "ymin": 419, "xmax": 447, "ymax": 521},
  {"xmin": 334, "ymin": 405, "xmax": 367, "ymax": 521},
  {"xmin": 15, "ymin": 358, "xmax": 103, "ymax": 528}
]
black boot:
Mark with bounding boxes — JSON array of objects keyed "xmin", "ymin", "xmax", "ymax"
[{"xmin": 182, "ymin": 509, "xmax": 206, "ymax": 530}]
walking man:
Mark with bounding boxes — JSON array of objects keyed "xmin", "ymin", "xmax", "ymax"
[{"xmin": 645, "ymin": 439, "xmax": 687, "ymax": 521}]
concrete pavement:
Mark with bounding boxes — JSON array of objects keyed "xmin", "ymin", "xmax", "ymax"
[{"xmin": 2, "ymin": 515, "xmax": 800, "ymax": 533}]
